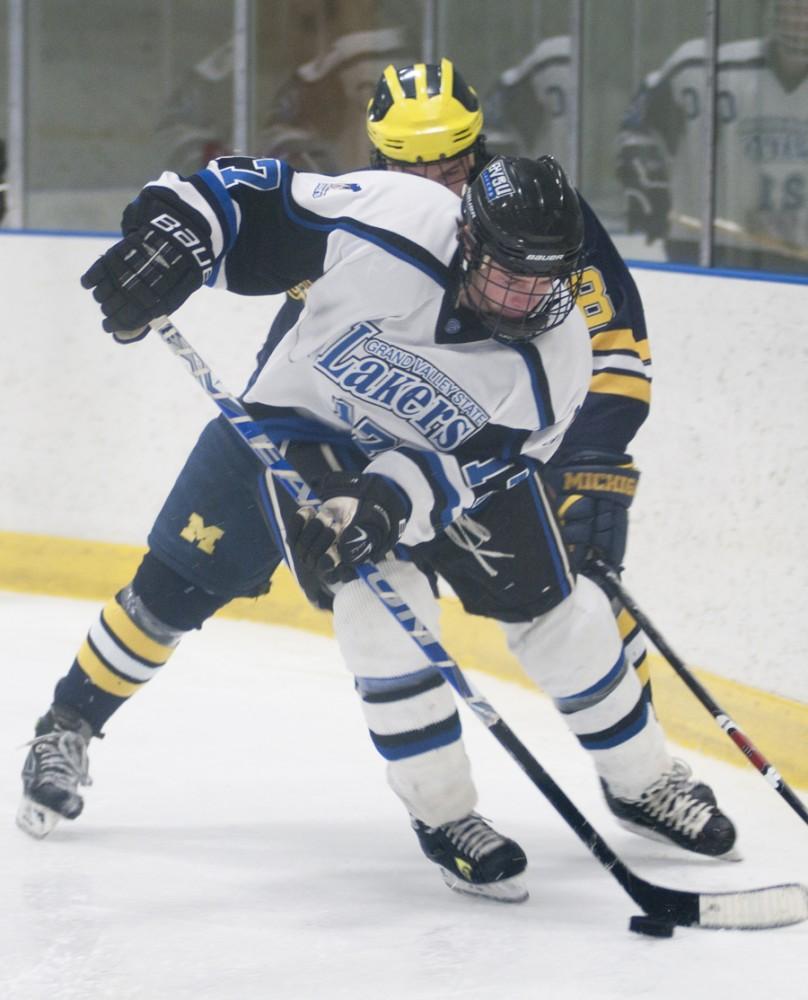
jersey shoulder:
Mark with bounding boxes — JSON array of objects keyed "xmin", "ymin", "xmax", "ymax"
[
  {"xmin": 289, "ymin": 169, "xmax": 462, "ymax": 266},
  {"xmin": 499, "ymin": 35, "xmax": 571, "ymax": 88},
  {"xmin": 643, "ymin": 37, "xmax": 706, "ymax": 90},
  {"xmin": 717, "ymin": 36, "xmax": 767, "ymax": 69}
]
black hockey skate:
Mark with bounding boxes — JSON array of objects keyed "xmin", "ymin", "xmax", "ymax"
[
  {"xmin": 17, "ymin": 704, "xmax": 94, "ymax": 839},
  {"xmin": 602, "ymin": 760, "xmax": 738, "ymax": 859},
  {"xmin": 411, "ymin": 812, "xmax": 528, "ymax": 903}
]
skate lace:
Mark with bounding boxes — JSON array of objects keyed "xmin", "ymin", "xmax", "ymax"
[
  {"xmin": 442, "ymin": 813, "xmax": 504, "ymax": 860},
  {"xmin": 27, "ymin": 731, "xmax": 92, "ymax": 790},
  {"xmin": 639, "ymin": 762, "xmax": 712, "ymax": 839}
]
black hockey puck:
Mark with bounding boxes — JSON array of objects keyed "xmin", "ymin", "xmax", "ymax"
[{"xmin": 628, "ymin": 915, "xmax": 675, "ymax": 938}]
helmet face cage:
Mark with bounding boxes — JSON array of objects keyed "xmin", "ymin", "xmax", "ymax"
[
  {"xmin": 460, "ymin": 227, "xmax": 584, "ymax": 342},
  {"xmin": 459, "ymin": 155, "xmax": 585, "ymax": 342}
]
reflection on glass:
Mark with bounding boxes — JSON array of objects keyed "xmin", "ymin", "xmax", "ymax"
[
  {"xmin": 0, "ymin": 138, "xmax": 6, "ymax": 227},
  {"xmin": 482, "ymin": 35, "xmax": 572, "ymax": 167},
  {"xmin": 159, "ymin": 4, "xmax": 414, "ymax": 177},
  {"xmin": 24, "ymin": 0, "xmax": 232, "ymax": 231},
  {"xmin": 156, "ymin": 39, "xmax": 237, "ymax": 177},
  {"xmin": 0, "ymin": 0, "xmax": 6, "ymax": 227},
  {"xmin": 257, "ymin": 26, "xmax": 412, "ymax": 173},
  {"xmin": 618, "ymin": 0, "xmax": 808, "ymax": 274}
]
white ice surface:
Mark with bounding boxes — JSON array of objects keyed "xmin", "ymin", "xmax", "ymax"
[{"xmin": 2, "ymin": 592, "xmax": 806, "ymax": 1000}]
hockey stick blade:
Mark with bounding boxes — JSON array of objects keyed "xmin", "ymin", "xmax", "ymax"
[
  {"xmin": 154, "ymin": 316, "xmax": 808, "ymax": 930},
  {"xmin": 493, "ymin": 715, "xmax": 808, "ymax": 929},
  {"xmin": 632, "ymin": 875, "xmax": 808, "ymax": 930},
  {"xmin": 590, "ymin": 559, "xmax": 808, "ymax": 828}
]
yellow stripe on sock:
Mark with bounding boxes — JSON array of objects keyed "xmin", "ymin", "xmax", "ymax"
[
  {"xmin": 102, "ymin": 598, "xmax": 174, "ymax": 665},
  {"xmin": 76, "ymin": 639, "xmax": 143, "ymax": 697},
  {"xmin": 617, "ymin": 608, "xmax": 638, "ymax": 641}
]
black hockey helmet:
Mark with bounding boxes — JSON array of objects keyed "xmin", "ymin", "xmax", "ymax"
[{"xmin": 459, "ymin": 154, "xmax": 585, "ymax": 341}]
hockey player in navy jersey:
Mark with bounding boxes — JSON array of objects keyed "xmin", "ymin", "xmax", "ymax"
[{"xmin": 20, "ymin": 65, "xmax": 736, "ymax": 902}]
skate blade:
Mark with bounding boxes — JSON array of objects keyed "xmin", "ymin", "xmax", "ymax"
[
  {"xmin": 16, "ymin": 796, "xmax": 62, "ymax": 839},
  {"xmin": 616, "ymin": 818, "xmax": 743, "ymax": 862},
  {"xmin": 439, "ymin": 866, "xmax": 529, "ymax": 903}
]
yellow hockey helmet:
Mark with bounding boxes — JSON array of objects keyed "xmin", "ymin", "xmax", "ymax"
[{"xmin": 366, "ymin": 58, "xmax": 484, "ymax": 164}]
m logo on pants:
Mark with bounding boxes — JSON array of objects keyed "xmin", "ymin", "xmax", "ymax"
[{"xmin": 180, "ymin": 513, "xmax": 224, "ymax": 555}]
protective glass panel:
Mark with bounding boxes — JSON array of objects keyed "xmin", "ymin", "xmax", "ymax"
[
  {"xmin": 434, "ymin": 0, "xmax": 572, "ymax": 164},
  {"xmin": 253, "ymin": 0, "xmax": 423, "ymax": 174},
  {"xmin": 0, "ymin": 0, "xmax": 7, "ymax": 228},
  {"xmin": 579, "ymin": 0, "xmax": 708, "ymax": 264},
  {"xmin": 24, "ymin": 0, "xmax": 232, "ymax": 231},
  {"xmin": 712, "ymin": 0, "xmax": 808, "ymax": 274}
]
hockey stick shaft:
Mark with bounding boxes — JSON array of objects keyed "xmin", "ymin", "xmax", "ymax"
[
  {"xmin": 154, "ymin": 315, "xmax": 807, "ymax": 928},
  {"xmin": 590, "ymin": 558, "xmax": 808, "ymax": 827},
  {"xmin": 670, "ymin": 211, "xmax": 808, "ymax": 264}
]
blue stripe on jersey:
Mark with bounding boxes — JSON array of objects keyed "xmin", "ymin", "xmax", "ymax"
[
  {"xmin": 526, "ymin": 471, "xmax": 571, "ymax": 599},
  {"xmin": 243, "ymin": 406, "xmax": 356, "ymax": 448},
  {"xmin": 278, "ymin": 165, "xmax": 450, "ymax": 289},
  {"xmin": 507, "ymin": 341, "xmax": 554, "ymax": 429},
  {"xmin": 196, "ymin": 168, "xmax": 239, "ymax": 285},
  {"xmin": 453, "ymin": 422, "xmax": 530, "ymax": 466},
  {"xmin": 400, "ymin": 447, "xmax": 460, "ymax": 529}
]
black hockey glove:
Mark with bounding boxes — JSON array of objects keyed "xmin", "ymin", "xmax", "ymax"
[
  {"xmin": 290, "ymin": 472, "xmax": 411, "ymax": 583},
  {"xmin": 616, "ymin": 134, "xmax": 671, "ymax": 244},
  {"xmin": 80, "ymin": 190, "xmax": 213, "ymax": 343},
  {"xmin": 544, "ymin": 450, "xmax": 640, "ymax": 574}
]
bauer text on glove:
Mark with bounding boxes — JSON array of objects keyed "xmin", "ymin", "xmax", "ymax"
[{"xmin": 80, "ymin": 189, "xmax": 213, "ymax": 342}]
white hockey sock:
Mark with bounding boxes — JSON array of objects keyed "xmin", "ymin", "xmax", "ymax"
[
  {"xmin": 333, "ymin": 559, "xmax": 477, "ymax": 827},
  {"xmin": 504, "ymin": 575, "xmax": 672, "ymax": 800}
]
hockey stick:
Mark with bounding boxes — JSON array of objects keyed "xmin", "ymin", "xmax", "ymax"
[
  {"xmin": 154, "ymin": 314, "xmax": 808, "ymax": 930},
  {"xmin": 589, "ymin": 557, "xmax": 808, "ymax": 828},
  {"xmin": 670, "ymin": 211, "xmax": 808, "ymax": 265}
]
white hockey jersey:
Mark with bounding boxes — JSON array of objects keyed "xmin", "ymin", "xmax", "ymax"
[
  {"xmin": 146, "ymin": 158, "xmax": 591, "ymax": 546},
  {"xmin": 625, "ymin": 36, "xmax": 808, "ymax": 258}
]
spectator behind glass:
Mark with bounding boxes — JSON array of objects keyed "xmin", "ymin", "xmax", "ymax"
[
  {"xmin": 617, "ymin": 0, "xmax": 808, "ymax": 274},
  {"xmin": 482, "ymin": 35, "xmax": 572, "ymax": 167},
  {"xmin": 258, "ymin": 27, "xmax": 411, "ymax": 173},
  {"xmin": 156, "ymin": 23, "xmax": 411, "ymax": 177}
]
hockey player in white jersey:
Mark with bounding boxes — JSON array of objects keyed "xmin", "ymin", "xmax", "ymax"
[
  {"xmin": 20, "ymin": 64, "xmax": 737, "ymax": 902},
  {"xmin": 618, "ymin": 0, "xmax": 808, "ymax": 272},
  {"xmin": 69, "ymin": 151, "xmax": 733, "ymax": 897}
]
